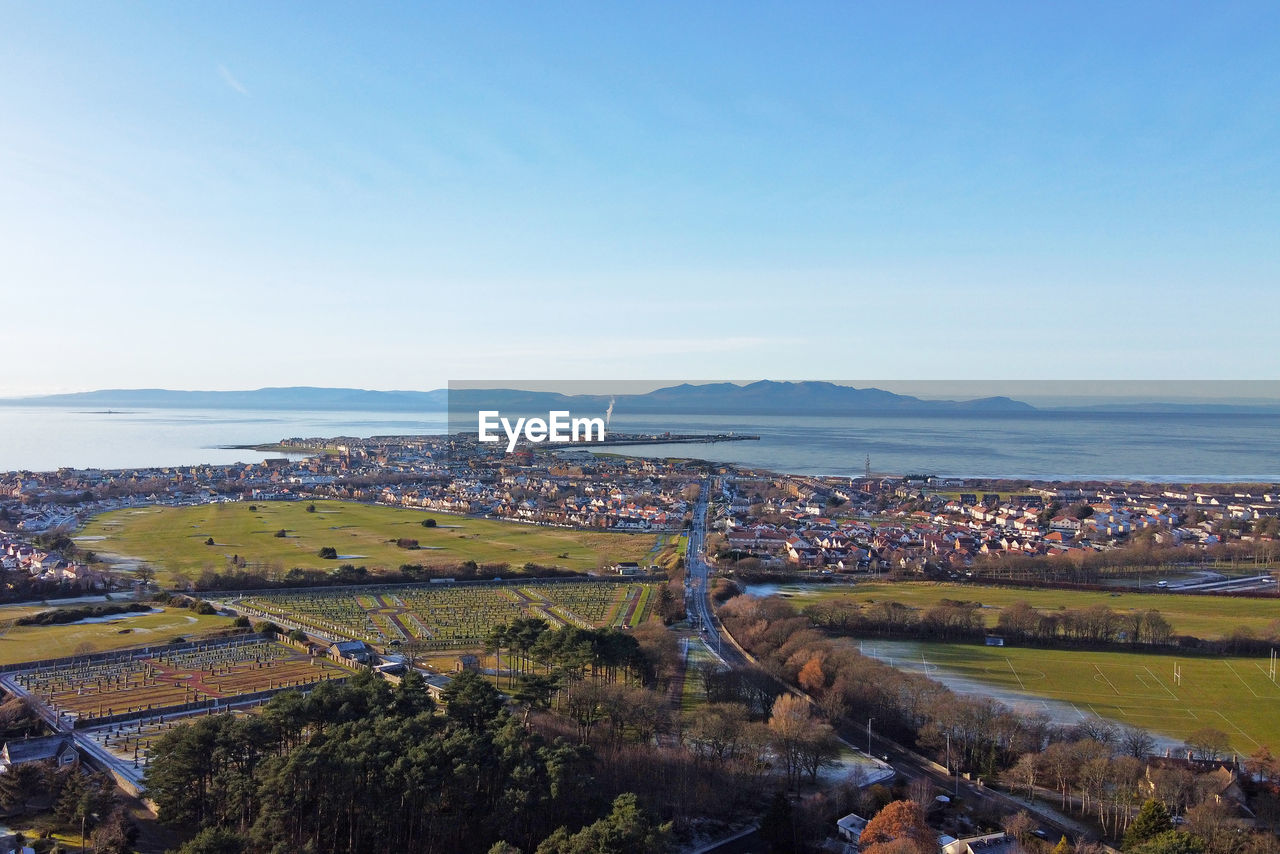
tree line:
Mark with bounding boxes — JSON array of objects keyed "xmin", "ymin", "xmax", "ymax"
[{"xmin": 146, "ymin": 668, "xmax": 671, "ymax": 854}]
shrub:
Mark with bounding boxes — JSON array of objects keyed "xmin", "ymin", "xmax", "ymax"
[{"xmin": 318, "ymin": 546, "xmax": 338, "ymax": 560}]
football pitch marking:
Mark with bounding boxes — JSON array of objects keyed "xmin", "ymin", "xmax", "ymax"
[
  {"xmin": 1214, "ymin": 710, "xmax": 1261, "ymax": 749},
  {"xmin": 1141, "ymin": 666, "xmax": 1178, "ymax": 699},
  {"xmin": 1223, "ymin": 661, "xmax": 1261, "ymax": 699},
  {"xmin": 1007, "ymin": 658, "xmax": 1026, "ymax": 690},
  {"xmin": 1093, "ymin": 664, "xmax": 1122, "ymax": 695}
]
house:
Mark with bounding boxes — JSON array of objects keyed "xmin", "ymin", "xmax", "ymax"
[
  {"xmin": 328, "ymin": 640, "xmax": 374, "ymax": 665},
  {"xmin": 941, "ymin": 831, "xmax": 1019, "ymax": 854},
  {"xmin": 0, "ymin": 735, "xmax": 78, "ymax": 774},
  {"xmin": 614, "ymin": 561, "xmax": 644, "ymax": 576},
  {"xmin": 835, "ymin": 812, "xmax": 867, "ymax": 847}
]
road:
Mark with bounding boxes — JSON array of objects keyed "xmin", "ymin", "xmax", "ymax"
[
  {"xmin": 685, "ymin": 474, "xmax": 1092, "ymax": 848},
  {"xmin": 685, "ymin": 478, "xmax": 749, "ymax": 669}
]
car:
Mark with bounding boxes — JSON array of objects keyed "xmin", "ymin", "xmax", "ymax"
[{"xmin": 1032, "ymin": 830, "xmax": 1049, "ymax": 840}]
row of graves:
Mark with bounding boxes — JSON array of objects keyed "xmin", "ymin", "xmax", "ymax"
[
  {"xmin": 236, "ymin": 580, "xmax": 657, "ymax": 648},
  {"xmin": 7, "ymin": 636, "xmax": 357, "ymax": 726},
  {"xmin": 0, "ymin": 634, "xmax": 360, "ymax": 789}
]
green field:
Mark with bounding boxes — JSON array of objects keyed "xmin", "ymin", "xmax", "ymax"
[
  {"xmin": 775, "ymin": 581, "xmax": 1280, "ymax": 640},
  {"xmin": 854, "ymin": 638, "xmax": 1280, "ymax": 753},
  {"xmin": 80, "ymin": 500, "xmax": 656, "ymax": 581},
  {"xmin": 0, "ymin": 606, "xmax": 233, "ymax": 666}
]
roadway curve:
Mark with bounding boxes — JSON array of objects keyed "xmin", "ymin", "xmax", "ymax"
[{"xmin": 688, "ymin": 475, "xmax": 1093, "ymax": 846}]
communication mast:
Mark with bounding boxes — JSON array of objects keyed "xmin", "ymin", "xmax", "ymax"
[{"xmin": 864, "ymin": 455, "xmax": 871, "ymax": 481}]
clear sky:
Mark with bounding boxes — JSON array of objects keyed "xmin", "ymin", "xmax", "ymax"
[{"xmin": 2, "ymin": 2, "xmax": 1277, "ymax": 395}]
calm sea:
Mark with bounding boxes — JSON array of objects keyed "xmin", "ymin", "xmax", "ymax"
[{"xmin": 1, "ymin": 406, "xmax": 1278, "ymax": 482}]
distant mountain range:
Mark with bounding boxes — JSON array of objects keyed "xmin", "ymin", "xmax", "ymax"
[
  {"xmin": 4, "ymin": 382, "xmax": 1033, "ymax": 415},
  {"xmin": 8, "ymin": 383, "xmax": 1280, "ymax": 415}
]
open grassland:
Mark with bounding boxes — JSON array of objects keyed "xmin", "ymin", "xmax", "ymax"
[
  {"xmin": 80, "ymin": 500, "xmax": 656, "ymax": 580},
  {"xmin": 773, "ymin": 581, "xmax": 1280, "ymax": 640},
  {"xmin": 0, "ymin": 606, "xmax": 232, "ymax": 666},
  {"xmin": 236, "ymin": 580, "xmax": 659, "ymax": 646},
  {"xmin": 855, "ymin": 638, "xmax": 1280, "ymax": 753}
]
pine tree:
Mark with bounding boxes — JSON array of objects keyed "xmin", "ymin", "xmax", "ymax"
[{"xmin": 1125, "ymin": 798, "xmax": 1174, "ymax": 850}]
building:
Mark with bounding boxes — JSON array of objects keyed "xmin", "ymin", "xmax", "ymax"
[
  {"xmin": 941, "ymin": 831, "xmax": 1018, "ymax": 854},
  {"xmin": 835, "ymin": 812, "xmax": 867, "ymax": 848},
  {"xmin": 0, "ymin": 735, "xmax": 78, "ymax": 774},
  {"xmin": 328, "ymin": 640, "xmax": 374, "ymax": 665}
]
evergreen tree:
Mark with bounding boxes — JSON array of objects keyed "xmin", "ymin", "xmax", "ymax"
[
  {"xmin": 534, "ymin": 793, "xmax": 670, "ymax": 854},
  {"xmin": 1128, "ymin": 831, "xmax": 1207, "ymax": 854},
  {"xmin": 1125, "ymin": 799, "xmax": 1174, "ymax": 850}
]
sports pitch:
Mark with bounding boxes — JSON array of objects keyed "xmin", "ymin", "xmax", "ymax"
[{"xmin": 856, "ymin": 639, "xmax": 1280, "ymax": 752}]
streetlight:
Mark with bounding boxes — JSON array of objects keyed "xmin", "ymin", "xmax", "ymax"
[{"xmin": 867, "ymin": 717, "xmax": 873, "ymax": 755}]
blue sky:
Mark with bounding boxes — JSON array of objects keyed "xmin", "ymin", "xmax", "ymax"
[{"xmin": 1, "ymin": 2, "xmax": 1277, "ymax": 394}]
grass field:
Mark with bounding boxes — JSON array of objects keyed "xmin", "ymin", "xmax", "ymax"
[
  {"xmin": 0, "ymin": 607, "xmax": 233, "ymax": 666},
  {"xmin": 79, "ymin": 500, "xmax": 657, "ymax": 581},
  {"xmin": 854, "ymin": 638, "xmax": 1280, "ymax": 753},
  {"xmin": 772, "ymin": 581, "xmax": 1280, "ymax": 640}
]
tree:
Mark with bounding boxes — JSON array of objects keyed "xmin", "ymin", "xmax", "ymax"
[
  {"xmin": 422, "ymin": 518, "xmax": 438, "ymax": 528},
  {"xmin": 1122, "ymin": 726, "xmax": 1157, "ymax": 759},
  {"xmin": 758, "ymin": 790, "xmax": 796, "ymax": 853},
  {"xmin": 1053, "ymin": 836, "xmax": 1075, "ymax": 854},
  {"xmin": 859, "ymin": 800, "xmax": 934, "ymax": 854},
  {"xmin": 534, "ymin": 793, "xmax": 670, "ymax": 854},
  {"xmin": 90, "ymin": 807, "xmax": 139, "ymax": 854},
  {"xmin": 306, "ymin": 504, "xmax": 316, "ymax": 513},
  {"xmin": 317, "ymin": 546, "xmax": 337, "ymax": 559},
  {"xmin": 1003, "ymin": 810, "xmax": 1037, "ymax": 846},
  {"xmin": 441, "ymin": 669, "xmax": 504, "ymax": 731},
  {"xmin": 205, "ymin": 537, "xmax": 215, "ymax": 546},
  {"xmin": 1185, "ymin": 728, "xmax": 1230, "ymax": 761},
  {"xmin": 172, "ymin": 827, "xmax": 247, "ymax": 854},
  {"xmin": 1128, "ymin": 831, "xmax": 1207, "ymax": 854},
  {"xmin": 0, "ymin": 760, "xmax": 45, "ymax": 812},
  {"xmin": 1125, "ymin": 799, "xmax": 1174, "ymax": 850},
  {"xmin": 274, "ymin": 529, "xmax": 288, "ymax": 538}
]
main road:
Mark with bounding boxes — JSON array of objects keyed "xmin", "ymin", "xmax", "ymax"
[
  {"xmin": 685, "ymin": 473, "xmax": 1090, "ymax": 847},
  {"xmin": 685, "ymin": 477, "xmax": 749, "ymax": 669}
]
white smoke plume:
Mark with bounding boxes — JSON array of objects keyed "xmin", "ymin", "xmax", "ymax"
[{"xmin": 605, "ymin": 396, "xmax": 615, "ymax": 427}]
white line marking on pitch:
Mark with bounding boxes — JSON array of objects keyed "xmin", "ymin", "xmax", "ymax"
[
  {"xmin": 1007, "ymin": 658, "xmax": 1026, "ymax": 689},
  {"xmin": 1214, "ymin": 710, "xmax": 1260, "ymax": 748},
  {"xmin": 1142, "ymin": 666, "xmax": 1178, "ymax": 699},
  {"xmin": 1223, "ymin": 661, "xmax": 1261, "ymax": 698},
  {"xmin": 1094, "ymin": 664, "xmax": 1122, "ymax": 695}
]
